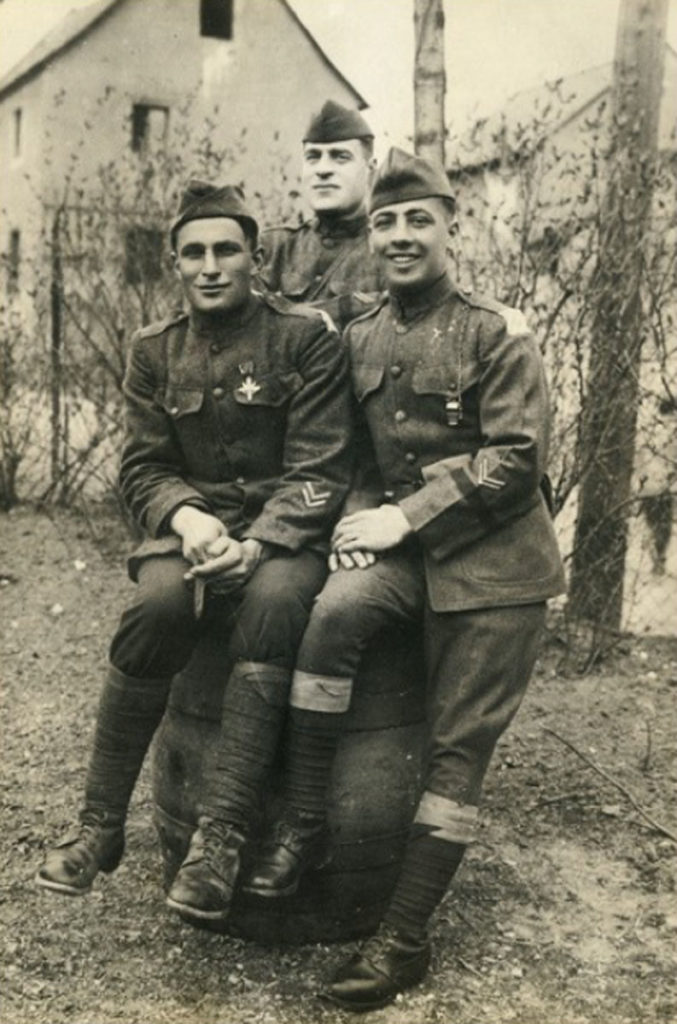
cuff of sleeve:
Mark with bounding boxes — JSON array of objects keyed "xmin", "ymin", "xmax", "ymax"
[
  {"xmin": 244, "ymin": 518, "xmax": 306, "ymax": 552},
  {"xmin": 158, "ymin": 497, "xmax": 213, "ymax": 537},
  {"xmin": 398, "ymin": 488, "xmax": 440, "ymax": 535},
  {"xmin": 146, "ymin": 486, "xmax": 212, "ymax": 537}
]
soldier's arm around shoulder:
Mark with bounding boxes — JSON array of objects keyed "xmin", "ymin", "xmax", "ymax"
[{"xmin": 257, "ymin": 223, "xmax": 296, "ymax": 293}]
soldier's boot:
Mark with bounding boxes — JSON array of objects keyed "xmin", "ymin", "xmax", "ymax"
[
  {"xmin": 323, "ymin": 924, "xmax": 432, "ymax": 1012},
  {"xmin": 166, "ymin": 817, "xmax": 245, "ymax": 922},
  {"xmin": 244, "ymin": 669, "xmax": 352, "ymax": 897},
  {"xmin": 35, "ymin": 811, "xmax": 125, "ymax": 896},
  {"xmin": 35, "ymin": 665, "xmax": 171, "ymax": 895},
  {"xmin": 321, "ymin": 793, "xmax": 470, "ymax": 1011},
  {"xmin": 242, "ymin": 815, "xmax": 330, "ymax": 898},
  {"xmin": 166, "ymin": 661, "xmax": 292, "ymax": 920}
]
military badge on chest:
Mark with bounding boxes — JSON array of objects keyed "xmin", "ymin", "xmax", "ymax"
[{"xmin": 236, "ymin": 361, "xmax": 261, "ymax": 402}]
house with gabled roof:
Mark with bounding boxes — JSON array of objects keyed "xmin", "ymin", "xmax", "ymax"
[{"xmin": 0, "ymin": 0, "xmax": 367, "ymax": 288}]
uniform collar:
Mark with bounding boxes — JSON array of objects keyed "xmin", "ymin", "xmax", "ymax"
[
  {"xmin": 189, "ymin": 292, "xmax": 260, "ymax": 336},
  {"xmin": 314, "ymin": 210, "xmax": 369, "ymax": 240},
  {"xmin": 389, "ymin": 272, "xmax": 455, "ymax": 322}
]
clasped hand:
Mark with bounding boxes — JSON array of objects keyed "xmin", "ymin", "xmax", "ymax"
[
  {"xmin": 170, "ymin": 507, "xmax": 264, "ymax": 589},
  {"xmin": 329, "ymin": 504, "xmax": 411, "ymax": 571}
]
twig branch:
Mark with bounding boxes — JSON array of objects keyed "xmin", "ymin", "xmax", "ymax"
[
  {"xmin": 454, "ymin": 907, "xmax": 478, "ymax": 932},
  {"xmin": 457, "ymin": 956, "xmax": 483, "ymax": 977},
  {"xmin": 543, "ymin": 727, "xmax": 677, "ymax": 844},
  {"xmin": 528, "ymin": 790, "xmax": 585, "ymax": 809}
]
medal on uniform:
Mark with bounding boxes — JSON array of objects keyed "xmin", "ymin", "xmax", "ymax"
[{"xmin": 236, "ymin": 360, "xmax": 261, "ymax": 402}]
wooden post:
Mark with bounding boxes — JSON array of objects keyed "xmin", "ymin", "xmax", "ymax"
[
  {"xmin": 413, "ymin": 0, "xmax": 446, "ymax": 166},
  {"xmin": 569, "ymin": 0, "xmax": 668, "ymax": 633}
]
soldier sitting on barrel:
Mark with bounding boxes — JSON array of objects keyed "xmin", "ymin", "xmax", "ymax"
[
  {"xmin": 244, "ymin": 148, "xmax": 566, "ymax": 1012},
  {"xmin": 259, "ymin": 99, "xmax": 385, "ymax": 331},
  {"xmin": 35, "ymin": 181, "xmax": 352, "ymax": 920}
]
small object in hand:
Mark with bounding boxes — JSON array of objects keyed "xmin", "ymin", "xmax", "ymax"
[{"xmin": 193, "ymin": 578, "xmax": 206, "ymax": 619}]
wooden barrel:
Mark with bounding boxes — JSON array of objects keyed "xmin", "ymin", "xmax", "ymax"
[{"xmin": 152, "ymin": 625, "xmax": 426, "ymax": 945}]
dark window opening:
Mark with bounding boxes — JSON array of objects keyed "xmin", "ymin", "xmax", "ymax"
[
  {"xmin": 125, "ymin": 227, "xmax": 164, "ymax": 285},
  {"xmin": 131, "ymin": 103, "xmax": 169, "ymax": 154},
  {"xmin": 8, "ymin": 230, "xmax": 20, "ymax": 291},
  {"xmin": 12, "ymin": 108, "xmax": 22, "ymax": 157},
  {"xmin": 200, "ymin": 0, "xmax": 233, "ymax": 39}
]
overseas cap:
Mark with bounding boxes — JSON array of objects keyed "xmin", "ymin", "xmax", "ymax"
[
  {"xmin": 303, "ymin": 100, "xmax": 374, "ymax": 143},
  {"xmin": 170, "ymin": 180, "xmax": 258, "ymax": 248},
  {"xmin": 369, "ymin": 147, "xmax": 455, "ymax": 213}
]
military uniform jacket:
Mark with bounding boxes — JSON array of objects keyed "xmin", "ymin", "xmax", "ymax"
[
  {"xmin": 260, "ymin": 215, "xmax": 385, "ymax": 331},
  {"xmin": 345, "ymin": 274, "xmax": 566, "ymax": 612},
  {"xmin": 120, "ymin": 292, "xmax": 352, "ymax": 573}
]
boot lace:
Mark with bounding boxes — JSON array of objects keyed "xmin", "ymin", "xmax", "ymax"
[
  {"xmin": 195, "ymin": 819, "xmax": 244, "ymax": 871},
  {"xmin": 361, "ymin": 924, "xmax": 400, "ymax": 960},
  {"xmin": 61, "ymin": 820, "xmax": 111, "ymax": 872}
]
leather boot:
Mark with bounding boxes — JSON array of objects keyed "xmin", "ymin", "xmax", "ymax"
[
  {"xmin": 242, "ymin": 818, "xmax": 330, "ymax": 898},
  {"xmin": 321, "ymin": 924, "xmax": 431, "ymax": 1012},
  {"xmin": 166, "ymin": 817, "xmax": 245, "ymax": 923},
  {"xmin": 35, "ymin": 811, "xmax": 125, "ymax": 896}
]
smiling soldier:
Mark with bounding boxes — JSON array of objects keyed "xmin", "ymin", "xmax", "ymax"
[
  {"xmin": 245, "ymin": 148, "xmax": 566, "ymax": 1011},
  {"xmin": 260, "ymin": 99, "xmax": 385, "ymax": 330},
  {"xmin": 35, "ymin": 181, "xmax": 352, "ymax": 920}
]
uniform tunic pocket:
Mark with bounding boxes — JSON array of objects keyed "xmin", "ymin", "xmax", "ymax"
[
  {"xmin": 159, "ymin": 386, "xmax": 205, "ymax": 419},
  {"xmin": 411, "ymin": 364, "xmax": 480, "ymax": 434},
  {"xmin": 352, "ymin": 364, "xmax": 385, "ymax": 403},
  {"xmin": 411, "ymin": 364, "xmax": 455, "ymax": 396}
]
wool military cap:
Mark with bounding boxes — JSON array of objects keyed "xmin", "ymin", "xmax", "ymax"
[
  {"xmin": 368, "ymin": 147, "xmax": 455, "ymax": 213},
  {"xmin": 303, "ymin": 100, "xmax": 374, "ymax": 143},
  {"xmin": 170, "ymin": 180, "xmax": 258, "ymax": 248}
]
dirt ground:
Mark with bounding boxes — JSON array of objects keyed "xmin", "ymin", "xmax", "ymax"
[{"xmin": 1, "ymin": 506, "xmax": 676, "ymax": 1024}]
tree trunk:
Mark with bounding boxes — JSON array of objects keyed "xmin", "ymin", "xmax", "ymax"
[
  {"xmin": 413, "ymin": 0, "xmax": 446, "ymax": 166},
  {"xmin": 50, "ymin": 208, "xmax": 64, "ymax": 493},
  {"xmin": 569, "ymin": 0, "xmax": 668, "ymax": 633}
]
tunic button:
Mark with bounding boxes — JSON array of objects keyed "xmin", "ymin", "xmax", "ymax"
[
  {"xmin": 394, "ymin": 410, "xmax": 407, "ymax": 423},
  {"xmin": 169, "ymin": 406, "xmax": 179, "ymax": 416},
  {"xmin": 236, "ymin": 476, "xmax": 245, "ymax": 485},
  {"xmin": 390, "ymin": 364, "xmax": 403, "ymax": 378},
  {"xmin": 405, "ymin": 451, "xmax": 417, "ymax": 464},
  {"xmin": 212, "ymin": 386, "xmax": 224, "ymax": 399},
  {"xmin": 210, "ymin": 343, "xmax": 220, "ymax": 354},
  {"xmin": 395, "ymin": 324, "xmax": 408, "ymax": 334}
]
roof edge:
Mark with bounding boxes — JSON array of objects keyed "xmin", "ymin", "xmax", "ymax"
[
  {"xmin": 278, "ymin": 0, "xmax": 367, "ymax": 110},
  {"xmin": 0, "ymin": 0, "xmax": 124, "ymax": 102},
  {"xmin": 0, "ymin": 0, "xmax": 368, "ymax": 111}
]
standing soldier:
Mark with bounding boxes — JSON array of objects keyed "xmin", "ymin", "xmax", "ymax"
[
  {"xmin": 35, "ymin": 181, "xmax": 352, "ymax": 920},
  {"xmin": 260, "ymin": 99, "xmax": 385, "ymax": 331},
  {"xmin": 245, "ymin": 149, "xmax": 566, "ymax": 1011}
]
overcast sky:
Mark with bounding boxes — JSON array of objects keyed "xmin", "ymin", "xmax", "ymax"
[{"xmin": 1, "ymin": 0, "xmax": 676, "ymax": 150}]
